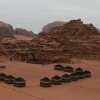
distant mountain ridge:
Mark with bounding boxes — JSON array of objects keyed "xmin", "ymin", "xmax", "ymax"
[
  {"xmin": 0, "ymin": 21, "xmax": 35, "ymax": 39},
  {"xmin": 42, "ymin": 21, "xmax": 65, "ymax": 32}
]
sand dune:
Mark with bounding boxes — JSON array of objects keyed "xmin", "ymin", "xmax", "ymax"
[{"xmin": 0, "ymin": 60, "xmax": 100, "ymax": 100}]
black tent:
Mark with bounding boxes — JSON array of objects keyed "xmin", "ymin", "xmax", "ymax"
[{"xmin": 40, "ymin": 77, "xmax": 52, "ymax": 87}]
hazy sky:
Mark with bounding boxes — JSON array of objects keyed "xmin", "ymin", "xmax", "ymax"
[{"xmin": 0, "ymin": 0, "xmax": 99, "ymax": 33}]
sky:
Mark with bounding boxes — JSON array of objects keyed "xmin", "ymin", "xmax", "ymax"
[{"xmin": 0, "ymin": 0, "xmax": 99, "ymax": 33}]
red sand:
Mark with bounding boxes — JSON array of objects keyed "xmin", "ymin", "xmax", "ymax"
[
  {"xmin": 0, "ymin": 60, "xmax": 100, "ymax": 100},
  {"xmin": 14, "ymin": 35, "xmax": 33, "ymax": 41}
]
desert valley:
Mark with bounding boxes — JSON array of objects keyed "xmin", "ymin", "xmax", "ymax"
[{"xmin": 0, "ymin": 19, "xmax": 100, "ymax": 100}]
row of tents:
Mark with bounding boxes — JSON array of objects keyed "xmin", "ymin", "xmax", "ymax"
[
  {"xmin": 0, "ymin": 73, "xmax": 26, "ymax": 88},
  {"xmin": 40, "ymin": 65, "xmax": 91, "ymax": 87}
]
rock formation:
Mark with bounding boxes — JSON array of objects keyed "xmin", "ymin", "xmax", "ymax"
[
  {"xmin": 0, "ymin": 19, "xmax": 100, "ymax": 64},
  {"xmin": 0, "ymin": 21, "xmax": 36, "ymax": 40},
  {"xmin": 15, "ymin": 28, "xmax": 36, "ymax": 37},
  {"xmin": 31, "ymin": 19, "xmax": 100, "ymax": 63},
  {"xmin": 0, "ymin": 21, "xmax": 35, "ymax": 62}
]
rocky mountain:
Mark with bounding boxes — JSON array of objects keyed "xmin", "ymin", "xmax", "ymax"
[
  {"xmin": 0, "ymin": 21, "xmax": 35, "ymax": 62},
  {"xmin": 31, "ymin": 19, "xmax": 100, "ymax": 63},
  {"xmin": 0, "ymin": 21, "xmax": 36, "ymax": 40},
  {"xmin": 0, "ymin": 19, "xmax": 100, "ymax": 64}
]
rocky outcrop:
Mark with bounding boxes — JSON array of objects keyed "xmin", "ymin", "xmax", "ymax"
[
  {"xmin": 15, "ymin": 28, "xmax": 36, "ymax": 37},
  {"xmin": 0, "ymin": 21, "xmax": 35, "ymax": 62},
  {"xmin": 0, "ymin": 19, "xmax": 100, "ymax": 64},
  {"xmin": 0, "ymin": 40, "xmax": 34, "ymax": 62},
  {"xmin": 0, "ymin": 21, "xmax": 36, "ymax": 40},
  {"xmin": 31, "ymin": 19, "xmax": 100, "ymax": 63}
]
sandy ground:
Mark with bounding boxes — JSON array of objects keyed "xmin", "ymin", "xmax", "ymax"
[
  {"xmin": 14, "ymin": 35, "xmax": 33, "ymax": 41},
  {"xmin": 0, "ymin": 60, "xmax": 100, "ymax": 100}
]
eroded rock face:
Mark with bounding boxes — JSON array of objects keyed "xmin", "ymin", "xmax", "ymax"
[
  {"xmin": 0, "ymin": 21, "xmax": 35, "ymax": 62},
  {"xmin": 0, "ymin": 40, "xmax": 34, "ymax": 62},
  {"xmin": 0, "ymin": 19, "xmax": 100, "ymax": 64},
  {"xmin": 31, "ymin": 19, "xmax": 100, "ymax": 63}
]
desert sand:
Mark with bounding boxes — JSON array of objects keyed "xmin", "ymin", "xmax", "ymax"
[
  {"xmin": 0, "ymin": 59, "xmax": 100, "ymax": 100},
  {"xmin": 14, "ymin": 35, "xmax": 33, "ymax": 41}
]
